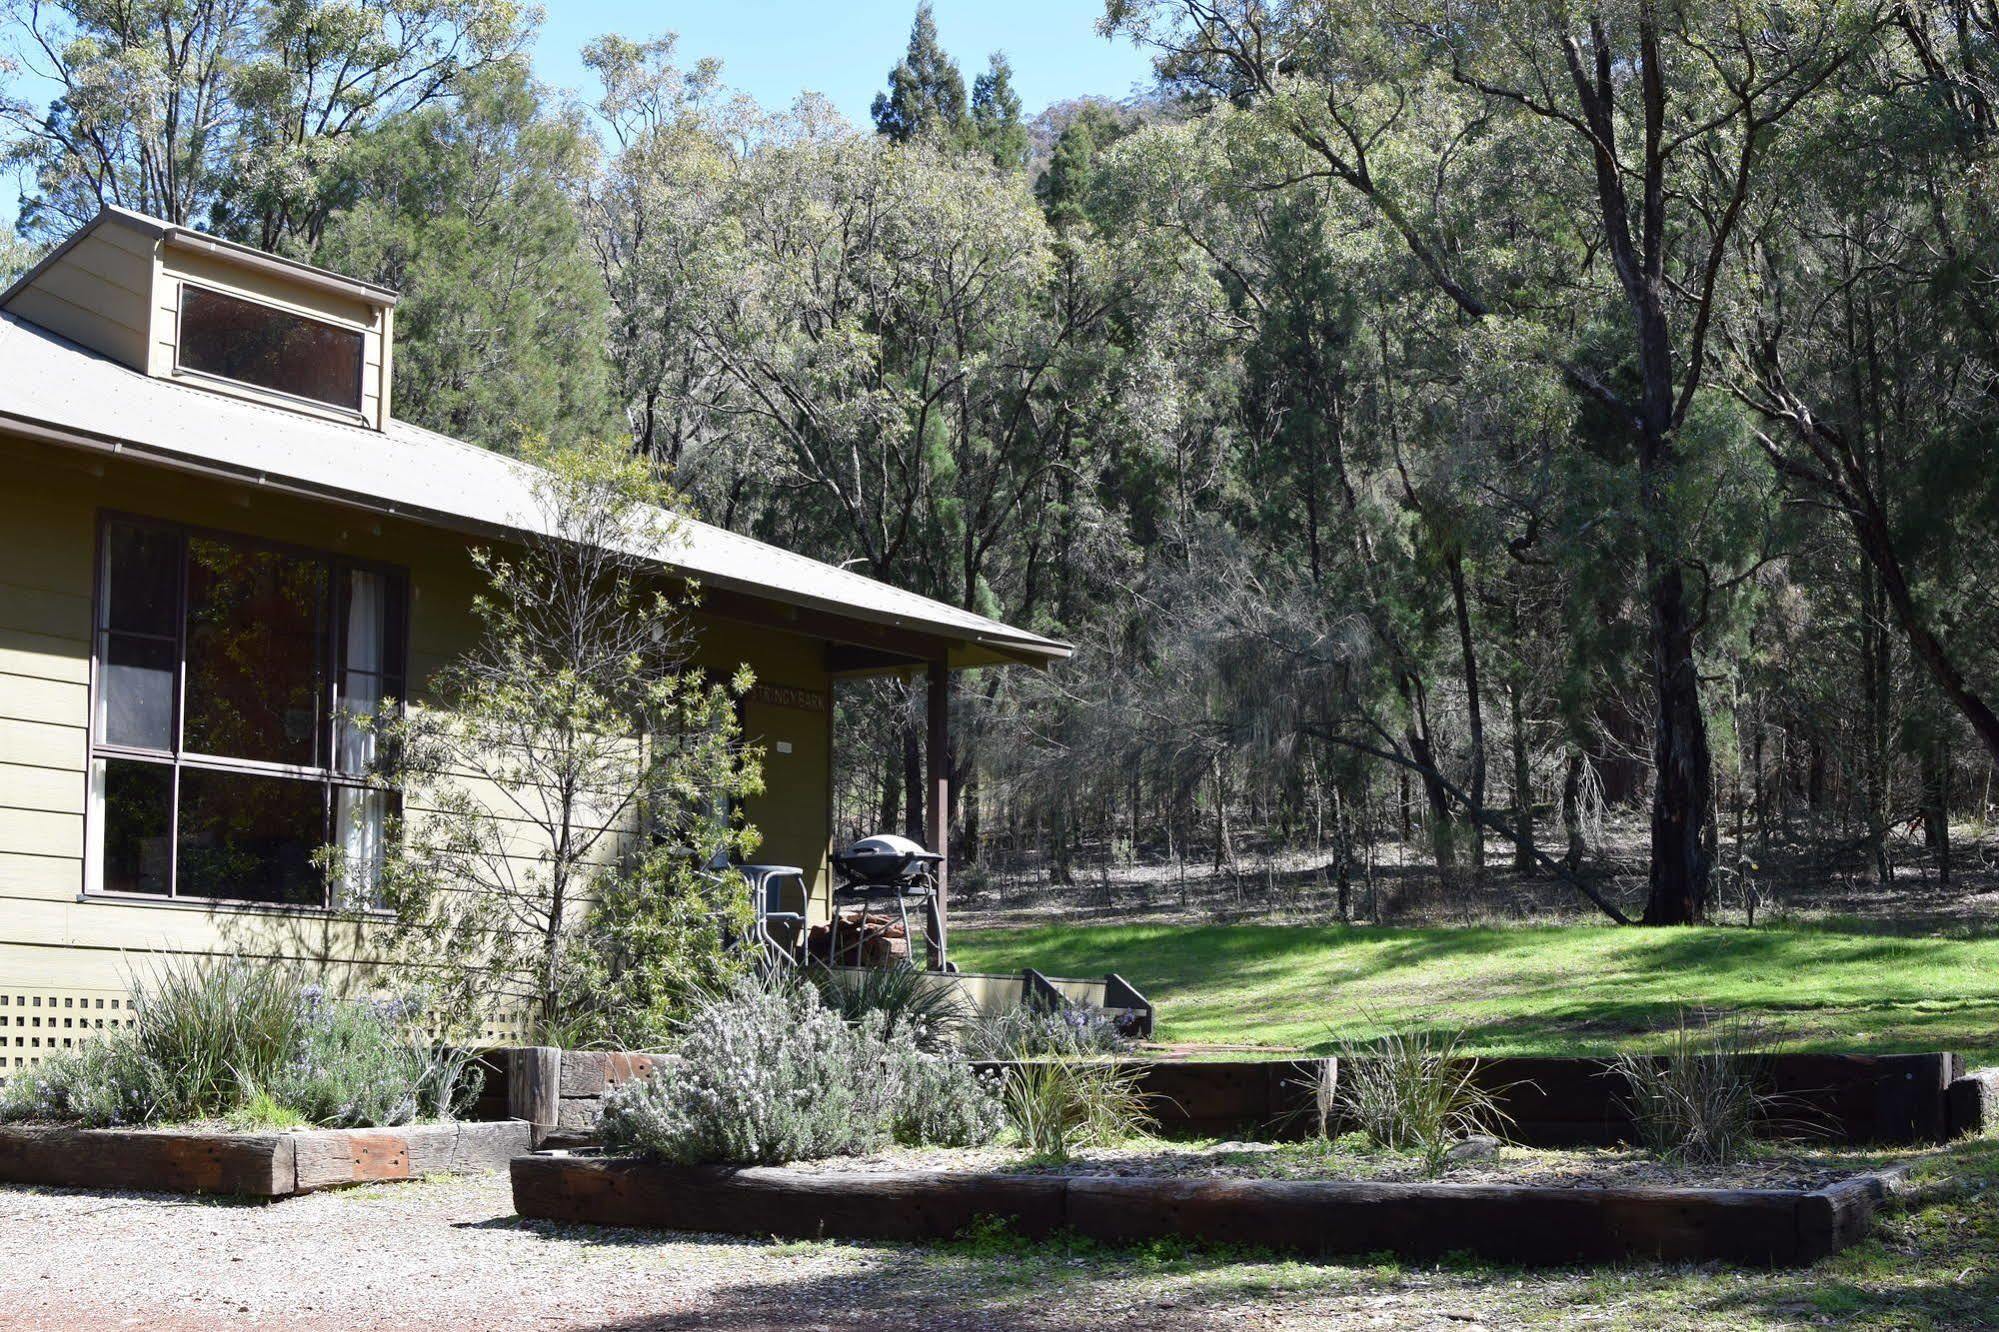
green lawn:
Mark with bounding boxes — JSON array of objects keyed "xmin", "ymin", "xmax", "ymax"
[{"xmin": 954, "ymin": 922, "xmax": 1999, "ymax": 1063}]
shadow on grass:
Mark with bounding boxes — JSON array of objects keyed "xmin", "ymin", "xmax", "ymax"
[{"xmin": 1680, "ymin": 1136, "xmax": 1999, "ymax": 1330}]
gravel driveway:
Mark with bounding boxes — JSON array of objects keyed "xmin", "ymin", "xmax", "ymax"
[{"xmin": 0, "ymin": 1171, "xmax": 1540, "ymax": 1331}]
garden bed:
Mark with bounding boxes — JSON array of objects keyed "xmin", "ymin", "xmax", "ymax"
[
  {"xmin": 510, "ymin": 1144, "xmax": 1919, "ymax": 1267},
  {"xmin": 973, "ymin": 1052, "xmax": 1981, "ymax": 1146},
  {"xmin": 772, "ymin": 1138, "xmax": 1904, "ymax": 1192},
  {"xmin": 0, "ymin": 1119, "xmax": 533, "ymax": 1199}
]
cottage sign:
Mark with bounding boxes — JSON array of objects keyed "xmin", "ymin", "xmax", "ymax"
[{"xmin": 749, "ymin": 683, "xmax": 828, "ymax": 712}]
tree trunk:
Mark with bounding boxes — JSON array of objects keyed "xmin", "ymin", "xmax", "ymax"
[
  {"xmin": 1861, "ymin": 550, "xmax": 1893, "ymax": 884},
  {"xmin": 1406, "ymin": 727, "xmax": 1456, "ymax": 882},
  {"xmin": 961, "ymin": 763, "xmax": 982, "ymax": 870},
  {"xmin": 1510, "ymin": 681, "xmax": 1536, "ymax": 872},
  {"xmin": 1642, "ymin": 560, "xmax": 1715, "ymax": 924},
  {"xmin": 1448, "ymin": 547, "xmax": 1487, "ymax": 880},
  {"xmin": 1562, "ymin": 751, "xmax": 1587, "ymax": 871},
  {"xmin": 878, "ymin": 749, "xmax": 901, "ymax": 838},
  {"xmin": 901, "ymin": 718, "xmax": 924, "ymax": 845},
  {"xmin": 1923, "ymin": 739, "xmax": 1951, "ymax": 885}
]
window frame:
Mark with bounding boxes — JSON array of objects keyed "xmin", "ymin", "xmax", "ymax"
[
  {"xmin": 172, "ymin": 281, "xmax": 369, "ymax": 418},
  {"xmin": 84, "ymin": 510, "xmax": 410, "ymax": 912}
]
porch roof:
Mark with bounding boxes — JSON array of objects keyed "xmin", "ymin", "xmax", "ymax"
[{"xmin": 0, "ymin": 311, "xmax": 1070, "ymax": 671}]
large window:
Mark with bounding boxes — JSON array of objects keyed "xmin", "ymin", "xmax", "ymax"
[
  {"xmin": 89, "ymin": 516, "xmax": 406, "ymax": 909},
  {"xmin": 177, "ymin": 284, "xmax": 365, "ymax": 412}
]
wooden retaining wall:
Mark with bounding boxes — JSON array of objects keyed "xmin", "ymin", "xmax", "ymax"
[
  {"xmin": 494, "ymin": 1047, "xmax": 1986, "ymax": 1148},
  {"xmin": 511, "ymin": 1153, "xmax": 1915, "ymax": 1267},
  {"xmin": 0, "ymin": 1119, "xmax": 532, "ymax": 1198},
  {"xmin": 974, "ymin": 1053, "xmax": 1975, "ymax": 1147}
]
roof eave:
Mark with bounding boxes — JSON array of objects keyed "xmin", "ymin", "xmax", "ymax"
[
  {"xmin": 0, "ymin": 207, "xmax": 401, "ymax": 311},
  {"xmin": 0, "ymin": 405, "xmax": 1070, "ymax": 669}
]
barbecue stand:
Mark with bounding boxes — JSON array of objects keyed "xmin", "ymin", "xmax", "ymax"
[{"xmin": 828, "ymin": 834, "xmax": 947, "ymax": 970}]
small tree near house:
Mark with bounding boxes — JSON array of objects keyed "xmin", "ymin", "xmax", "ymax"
[{"xmin": 340, "ymin": 439, "xmax": 764, "ymax": 1045}]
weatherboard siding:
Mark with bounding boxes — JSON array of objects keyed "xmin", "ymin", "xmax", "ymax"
[{"xmin": 0, "ymin": 226, "xmax": 154, "ymax": 371}]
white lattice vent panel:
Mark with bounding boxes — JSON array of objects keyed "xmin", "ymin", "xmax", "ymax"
[
  {"xmin": 0, "ymin": 987, "xmax": 532, "ymax": 1082},
  {"xmin": 0, "ymin": 989, "xmax": 135, "ymax": 1080},
  {"xmin": 478, "ymin": 1007, "xmax": 530, "ymax": 1046}
]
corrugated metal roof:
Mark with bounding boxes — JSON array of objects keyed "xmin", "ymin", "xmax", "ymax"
[{"xmin": 0, "ymin": 311, "xmax": 1070, "ymax": 668}]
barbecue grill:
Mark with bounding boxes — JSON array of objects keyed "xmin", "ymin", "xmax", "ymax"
[
  {"xmin": 829, "ymin": 833, "xmax": 945, "ymax": 968},
  {"xmin": 830, "ymin": 833, "xmax": 943, "ymax": 887}
]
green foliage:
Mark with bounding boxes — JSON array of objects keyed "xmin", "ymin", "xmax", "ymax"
[
  {"xmin": 0, "ymin": 958, "xmax": 477, "ymax": 1129},
  {"xmin": 369, "ymin": 437, "xmax": 763, "ymax": 1041},
  {"xmin": 226, "ymin": 1087, "xmax": 310, "ymax": 1132},
  {"xmin": 999, "ymin": 1057, "xmax": 1155, "ymax": 1161},
  {"xmin": 810, "ymin": 963, "xmax": 968, "ymax": 1052},
  {"xmin": 970, "ymin": 53, "xmax": 1029, "ymax": 170},
  {"xmin": 553, "ymin": 848, "xmax": 756, "ymax": 1050},
  {"xmin": 1321, "ymin": 1029, "xmax": 1512, "ymax": 1177},
  {"xmin": 1037, "ymin": 100, "xmax": 1131, "ymax": 227},
  {"xmin": 1614, "ymin": 1010, "xmax": 1771, "ymax": 1166},
  {"xmin": 0, "ymin": 0, "xmax": 535, "ymax": 247},
  {"xmin": 598, "ymin": 977, "xmax": 1002, "ymax": 1165},
  {"xmin": 314, "ymin": 63, "xmax": 617, "ymax": 451},
  {"xmin": 871, "ymin": 3, "xmax": 968, "ymax": 146}
]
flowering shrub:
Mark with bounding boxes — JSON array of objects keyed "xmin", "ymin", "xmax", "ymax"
[
  {"xmin": 0, "ymin": 960, "xmax": 478, "ymax": 1129},
  {"xmin": 882, "ymin": 1045, "xmax": 1006, "ymax": 1147},
  {"xmin": 262, "ymin": 988, "xmax": 479, "ymax": 1128},
  {"xmin": 959, "ymin": 1004, "xmax": 1136, "ymax": 1061},
  {"xmin": 599, "ymin": 977, "xmax": 1002, "ymax": 1165}
]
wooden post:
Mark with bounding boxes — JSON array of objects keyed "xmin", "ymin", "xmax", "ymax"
[
  {"xmin": 508, "ymin": 1046, "xmax": 561, "ymax": 1147},
  {"xmin": 926, "ymin": 659, "xmax": 950, "ymax": 970}
]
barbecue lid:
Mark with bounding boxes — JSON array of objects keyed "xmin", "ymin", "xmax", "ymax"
[{"xmin": 837, "ymin": 833, "xmax": 941, "ymax": 861}]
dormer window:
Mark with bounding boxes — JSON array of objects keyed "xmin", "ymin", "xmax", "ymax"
[{"xmin": 176, "ymin": 284, "xmax": 366, "ymax": 413}]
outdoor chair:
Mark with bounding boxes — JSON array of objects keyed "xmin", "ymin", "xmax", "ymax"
[{"xmin": 740, "ymin": 864, "xmax": 809, "ymax": 972}]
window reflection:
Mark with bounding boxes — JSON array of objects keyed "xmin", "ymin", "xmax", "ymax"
[
  {"xmin": 91, "ymin": 517, "xmax": 404, "ymax": 908},
  {"xmin": 100, "ymin": 760, "xmax": 171, "ymax": 895},
  {"xmin": 184, "ymin": 536, "xmax": 326, "ymax": 765},
  {"xmin": 177, "ymin": 285, "xmax": 364, "ymax": 411},
  {"xmin": 176, "ymin": 768, "xmax": 326, "ymax": 906}
]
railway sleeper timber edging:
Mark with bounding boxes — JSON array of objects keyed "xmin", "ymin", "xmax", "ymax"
[
  {"xmin": 509, "ymin": 1154, "xmax": 1916, "ymax": 1268},
  {"xmin": 0, "ymin": 1119, "xmax": 534, "ymax": 1199}
]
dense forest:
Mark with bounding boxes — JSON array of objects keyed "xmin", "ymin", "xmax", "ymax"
[{"xmin": 7, "ymin": 0, "xmax": 1999, "ymax": 927}]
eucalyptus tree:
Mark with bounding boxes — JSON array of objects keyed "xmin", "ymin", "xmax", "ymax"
[
  {"xmin": 579, "ymin": 32, "xmax": 739, "ymax": 467},
  {"xmin": 0, "ymin": 0, "xmax": 535, "ymax": 248},
  {"xmin": 1104, "ymin": 0, "xmax": 1883, "ymax": 922}
]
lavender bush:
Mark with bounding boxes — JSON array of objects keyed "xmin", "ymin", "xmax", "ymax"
[
  {"xmin": 958, "ymin": 1003, "xmax": 1136, "ymax": 1061},
  {"xmin": 599, "ymin": 977, "xmax": 1002, "ymax": 1165},
  {"xmin": 0, "ymin": 959, "xmax": 477, "ymax": 1128}
]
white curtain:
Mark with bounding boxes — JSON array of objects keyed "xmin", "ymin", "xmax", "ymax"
[
  {"xmin": 336, "ymin": 569, "xmax": 384, "ymax": 774},
  {"xmin": 334, "ymin": 786, "xmax": 386, "ymax": 908},
  {"xmin": 334, "ymin": 570, "xmax": 387, "ymax": 906}
]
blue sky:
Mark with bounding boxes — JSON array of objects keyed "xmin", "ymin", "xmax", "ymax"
[
  {"xmin": 536, "ymin": 1, "xmax": 1155, "ymax": 121},
  {"xmin": 2, "ymin": 1, "xmax": 1155, "ymax": 228}
]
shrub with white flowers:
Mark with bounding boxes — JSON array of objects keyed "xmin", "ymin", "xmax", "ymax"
[
  {"xmin": 599, "ymin": 976, "xmax": 1003, "ymax": 1165},
  {"xmin": 959, "ymin": 1003, "xmax": 1136, "ymax": 1061}
]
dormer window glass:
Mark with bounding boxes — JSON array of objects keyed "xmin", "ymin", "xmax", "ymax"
[{"xmin": 177, "ymin": 284, "xmax": 364, "ymax": 412}]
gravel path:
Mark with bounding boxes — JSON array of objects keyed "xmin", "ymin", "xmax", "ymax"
[{"xmin": 0, "ymin": 1172, "xmax": 1529, "ymax": 1331}]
